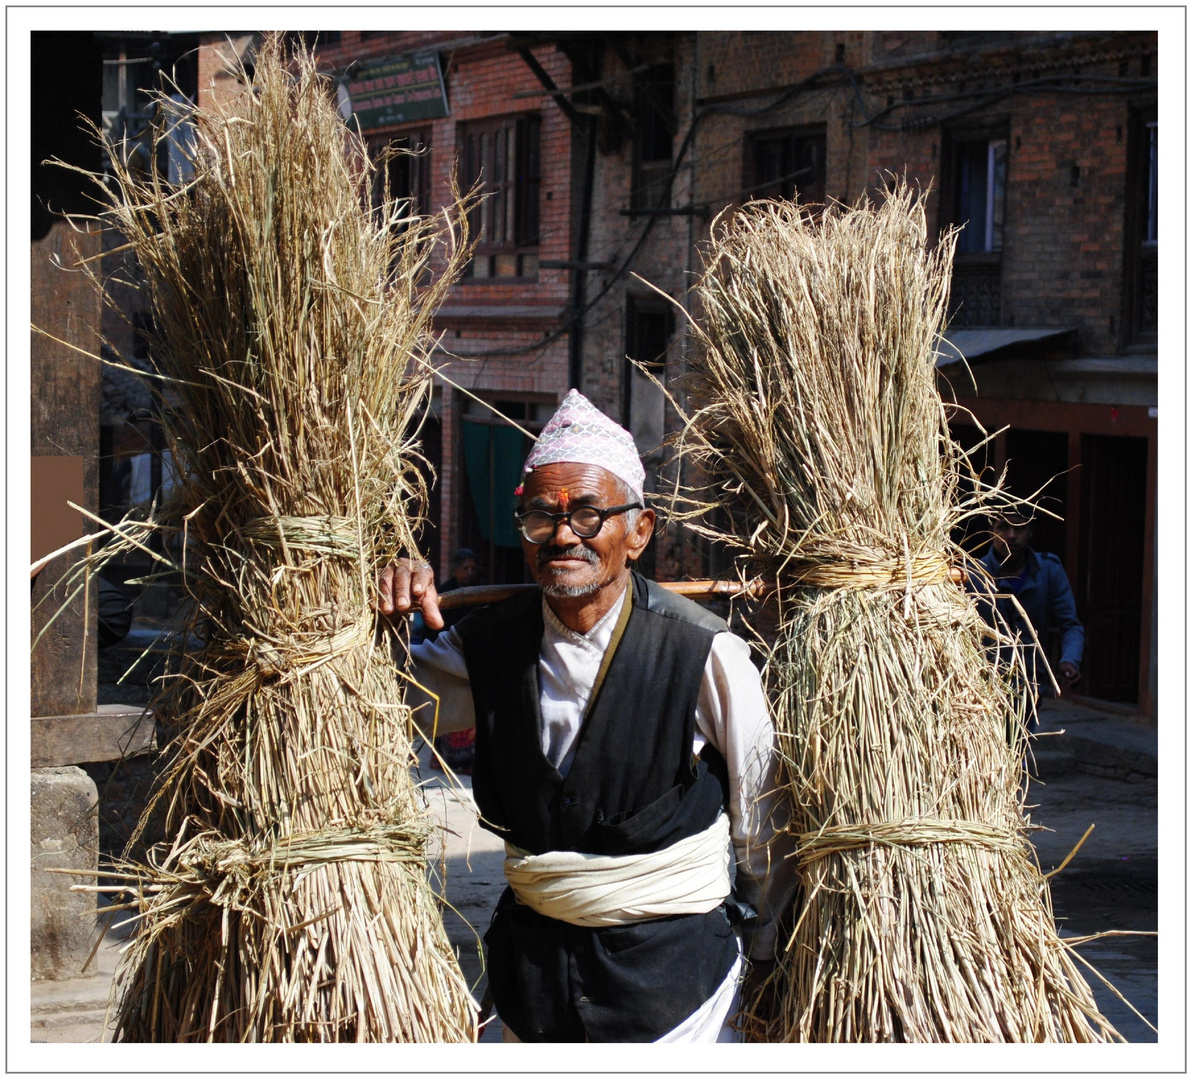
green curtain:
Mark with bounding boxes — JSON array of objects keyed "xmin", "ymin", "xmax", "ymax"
[{"xmin": 462, "ymin": 419, "xmax": 524, "ymax": 548}]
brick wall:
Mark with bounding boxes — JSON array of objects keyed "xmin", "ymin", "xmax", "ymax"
[
  {"xmin": 1002, "ymin": 91, "xmax": 1130, "ymax": 354},
  {"xmin": 196, "ymin": 33, "xmax": 255, "ymax": 109}
]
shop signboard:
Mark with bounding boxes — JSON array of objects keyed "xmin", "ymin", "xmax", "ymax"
[{"xmin": 343, "ymin": 50, "xmax": 448, "ymax": 128}]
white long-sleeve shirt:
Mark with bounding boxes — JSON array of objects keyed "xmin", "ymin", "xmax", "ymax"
[{"xmin": 409, "ymin": 586, "xmax": 797, "ymax": 963}]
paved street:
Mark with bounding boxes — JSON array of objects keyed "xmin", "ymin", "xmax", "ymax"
[
  {"xmin": 31, "ymin": 696, "xmax": 1158, "ymax": 1044},
  {"xmin": 1025, "ymin": 697, "xmax": 1159, "ymax": 1043}
]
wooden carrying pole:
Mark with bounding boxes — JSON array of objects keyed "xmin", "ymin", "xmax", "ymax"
[
  {"xmin": 435, "ymin": 578, "xmax": 760, "ymax": 610},
  {"xmin": 434, "ymin": 572, "xmax": 962, "ymax": 611}
]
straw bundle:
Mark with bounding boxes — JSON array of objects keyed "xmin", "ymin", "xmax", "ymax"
[
  {"xmin": 674, "ymin": 185, "xmax": 1119, "ymax": 1041},
  {"xmin": 74, "ymin": 35, "xmax": 477, "ymax": 1041}
]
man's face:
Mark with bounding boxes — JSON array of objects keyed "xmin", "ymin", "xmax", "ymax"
[
  {"xmin": 455, "ymin": 559, "xmax": 479, "ymax": 586},
  {"xmin": 517, "ymin": 461, "xmax": 652, "ymax": 598},
  {"xmin": 991, "ymin": 516, "xmax": 1032, "ymax": 562}
]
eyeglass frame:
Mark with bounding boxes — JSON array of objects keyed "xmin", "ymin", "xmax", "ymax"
[{"xmin": 512, "ymin": 502, "xmax": 643, "ymax": 545}]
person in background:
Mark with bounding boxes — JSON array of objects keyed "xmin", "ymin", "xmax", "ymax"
[
  {"xmin": 976, "ymin": 504, "xmax": 1084, "ymax": 698},
  {"xmin": 436, "ymin": 548, "xmax": 479, "ymax": 625},
  {"xmin": 429, "ymin": 548, "xmax": 480, "ymax": 773}
]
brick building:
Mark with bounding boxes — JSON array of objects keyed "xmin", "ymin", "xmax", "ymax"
[{"xmin": 176, "ymin": 31, "xmax": 1159, "ymax": 713}]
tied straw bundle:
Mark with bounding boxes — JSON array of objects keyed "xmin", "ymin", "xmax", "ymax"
[
  {"xmin": 60, "ymin": 36, "xmax": 478, "ymax": 1041},
  {"xmin": 674, "ymin": 184, "xmax": 1122, "ymax": 1041}
]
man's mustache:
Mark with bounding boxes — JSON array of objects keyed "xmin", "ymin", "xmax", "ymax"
[{"xmin": 536, "ymin": 543, "xmax": 599, "ymax": 569}]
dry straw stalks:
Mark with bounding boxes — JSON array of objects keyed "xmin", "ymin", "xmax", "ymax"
[
  {"xmin": 46, "ymin": 35, "xmax": 478, "ymax": 1040},
  {"xmin": 673, "ymin": 184, "xmax": 1124, "ymax": 1041}
]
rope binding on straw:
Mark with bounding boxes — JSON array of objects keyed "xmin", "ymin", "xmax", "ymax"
[
  {"xmin": 241, "ymin": 515, "xmax": 360, "ymax": 557},
  {"xmin": 220, "ymin": 621, "xmax": 375, "ymax": 678},
  {"xmin": 175, "ymin": 826, "xmax": 436, "ymax": 875},
  {"xmin": 223, "ymin": 516, "xmax": 377, "ymax": 676},
  {"xmin": 116, "ymin": 825, "xmax": 436, "ymax": 893},
  {"xmin": 796, "ymin": 819, "xmax": 1024, "ymax": 868},
  {"xmin": 784, "ymin": 551, "xmax": 953, "ymax": 590}
]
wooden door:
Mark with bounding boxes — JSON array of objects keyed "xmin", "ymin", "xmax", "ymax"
[{"xmin": 1077, "ymin": 434, "xmax": 1149, "ymax": 701}]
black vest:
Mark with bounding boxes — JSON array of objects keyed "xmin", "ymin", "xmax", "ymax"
[{"xmin": 456, "ymin": 573, "xmax": 741, "ymax": 1042}]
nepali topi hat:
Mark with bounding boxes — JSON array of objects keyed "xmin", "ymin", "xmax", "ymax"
[{"xmin": 521, "ymin": 389, "xmax": 645, "ymax": 500}]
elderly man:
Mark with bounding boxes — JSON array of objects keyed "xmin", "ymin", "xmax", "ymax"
[{"xmin": 379, "ymin": 391, "xmax": 794, "ymax": 1043}]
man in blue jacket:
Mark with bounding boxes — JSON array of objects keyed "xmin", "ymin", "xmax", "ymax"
[{"xmin": 977, "ymin": 506, "xmax": 1084, "ymax": 695}]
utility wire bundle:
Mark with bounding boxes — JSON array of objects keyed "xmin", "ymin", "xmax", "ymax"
[
  {"xmin": 66, "ymin": 35, "xmax": 477, "ymax": 1041},
  {"xmin": 674, "ymin": 184, "xmax": 1121, "ymax": 1042}
]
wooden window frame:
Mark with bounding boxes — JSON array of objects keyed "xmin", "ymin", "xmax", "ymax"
[
  {"xmin": 743, "ymin": 123, "xmax": 827, "ymax": 205},
  {"xmin": 630, "ymin": 64, "xmax": 676, "ymax": 211},
  {"xmin": 460, "ymin": 113, "xmax": 542, "ymax": 281}
]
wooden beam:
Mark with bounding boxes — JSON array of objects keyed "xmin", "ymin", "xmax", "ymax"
[
  {"xmin": 950, "ymin": 397, "xmax": 1157, "ymax": 439},
  {"xmin": 517, "ymin": 47, "xmax": 585, "ymax": 131},
  {"xmin": 31, "ymin": 705, "xmax": 156, "ymax": 768}
]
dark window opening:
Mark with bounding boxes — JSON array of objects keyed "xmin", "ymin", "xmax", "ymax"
[
  {"xmin": 1124, "ymin": 111, "xmax": 1157, "ymax": 347},
  {"xmin": 369, "ymin": 129, "xmax": 432, "ymax": 219},
  {"xmin": 946, "ymin": 131, "xmax": 1008, "ymax": 326},
  {"xmin": 624, "ymin": 296, "xmax": 675, "ymax": 580},
  {"xmin": 623, "ymin": 296, "xmax": 672, "ymax": 433},
  {"xmin": 948, "ymin": 420, "xmax": 994, "ymax": 555},
  {"xmin": 461, "ymin": 113, "xmax": 542, "ymax": 280},
  {"xmin": 1077, "ymin": 434, "xmax": 1148, "ymax": 702},
  {"xmin": 631, "ymin": 64, "xmax": 675, "ymax": 211},
  {"xmin": 625, "ymin": 301, "xmax": 671, "ymax": 380},
  {"xmin": 745, "ymin": 125, "xmax": 826, "ymax": 205},
  {"xmin": 1002, "ymin": 428, "xmax": 1070, "ymax": 575},
  {"xmin": 952, "ymin": 136, "xmax": 1007, "ymax": 254}
]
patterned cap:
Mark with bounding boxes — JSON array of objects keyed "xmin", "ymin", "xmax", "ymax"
[{"xmin": 522, "ymin": 389, "xmax": 645, "ymax": 500}]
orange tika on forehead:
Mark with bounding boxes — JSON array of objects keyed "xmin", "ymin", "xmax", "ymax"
[{"xmin": 557, "ymin": 488, "xmax": 571, "ymax": 510}]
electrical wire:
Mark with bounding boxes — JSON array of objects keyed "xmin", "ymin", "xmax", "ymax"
[{"xmin": 846, "ymin": 71, "xmax": 1157, "ymax": 132}]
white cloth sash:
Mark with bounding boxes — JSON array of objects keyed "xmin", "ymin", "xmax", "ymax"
[{"xmin": 502, "ymin": 812, "xmax": 732, "ymax": 927}]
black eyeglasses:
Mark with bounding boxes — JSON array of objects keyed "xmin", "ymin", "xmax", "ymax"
[{"xmin": 513, "ymin": 502, "xmax": 642, "ymax": 545}]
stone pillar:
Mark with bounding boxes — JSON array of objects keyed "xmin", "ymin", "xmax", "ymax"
[{"xmin": 30, "ymin": 768, "xmax": 100, "ymax": 980}]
